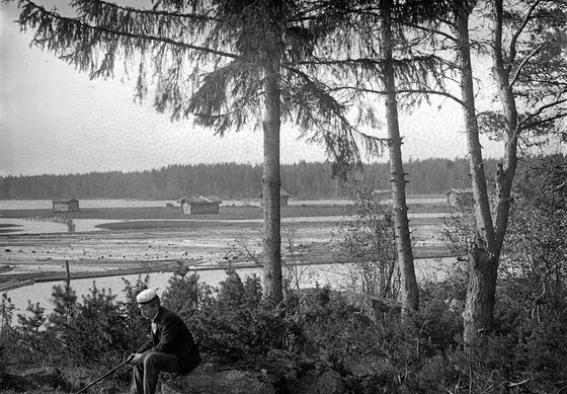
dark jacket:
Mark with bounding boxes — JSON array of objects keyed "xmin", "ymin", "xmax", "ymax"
[{"xmin": 137, "ymin": 307, "xmax": 200, "ymax": 374}]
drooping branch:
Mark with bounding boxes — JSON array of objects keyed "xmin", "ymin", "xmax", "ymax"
[
  {"xmin": 521, "ymin": 111, "xmax": 567, "ymax": 131},
  {"xmin": 328, "ymin": 86, "xmax": 466, "ymax": 108},
  {"xmin": 284, "ymin": 66, "xmax": 385, "ymax": 149},
  {"xmin": 508, "ymin": 0, "xmax": 541, "ymax": 66},
  {"xmin": 72, "ymin": 0, "xmax": 219, "ymax": 23},
  {"xmin": 398, "ymin": 21, "xmax": 457, "ymax": 43},
  {"xmin": 509, "ymin": 42, "xmax": 546, "ymax": 87},
  {"xmin": 17, "ymin": 0, "xmax": 238, "ymax": 64},
  {"xmin": 520, "ymin": 98, "xmax": 567, "ymax": 128},
  {"xmin": 187, "ymin": 60, "xmax": 263, "ymax": 134}
]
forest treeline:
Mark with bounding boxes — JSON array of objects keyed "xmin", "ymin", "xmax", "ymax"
[{"xmin": 0, "ymin": 157, "xmax": 497, "ymax": 200}]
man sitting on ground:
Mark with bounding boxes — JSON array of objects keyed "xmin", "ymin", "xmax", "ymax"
[{"xmin": 129, "ymin": 288, "xmax": 200, "ymax": 394}]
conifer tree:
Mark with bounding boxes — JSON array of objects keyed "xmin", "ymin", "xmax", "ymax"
[
  {"xmin": 318, "ymin": 0, "xmax": 453, "ymax": 313},
  {"xmin": 4, "ymin": 0, "xmax": 381, "ymax": 302}
]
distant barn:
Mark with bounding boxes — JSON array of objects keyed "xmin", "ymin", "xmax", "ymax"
[
  {"xmin": 259, "ymin": 187, "xmax": 291, "ymax": 206},
  {"xmin": 52, "ymin": 199, "xmax": 80, "ymax": 213},
  {"xmin": 178, "ymin": 195, "xmax": 222, "ymax": 214},
  {"xmin": 446, "ymin": 188, "xmax": 474, "ymax": 207},
  {"xmin": 372, "ymin": 189, "xmax": 391, "ymax": 201}
]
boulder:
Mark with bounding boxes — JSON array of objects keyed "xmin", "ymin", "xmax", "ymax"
[
  {"xmin": 0, "ymin": 371, "xmax": 36, "ymax": 392},
  {"xmin": 317, "ymin": 370, "xmax": 345, "ymax": 394},
  {"xmin": 20, "ymin": 367, "xmax": 67, "ymax": 389},
  {"xmin": 285, "ymin": 369, "xmax": 320, "ymax": 394},
  {"xmin": 346, "ymin": 354, "xmax": 390, "ymax": 378},
  {"xmin": 283, "ymin": 368, "xmax": 351, "ymax": 394},
  {"xmin": 370, "ymin": 297, "xmax": 401, "ymax": 319},
  {"xmin": 0, "ymin": 367, "xmax": 71, "ymax": 392},
  {"xmin": 161, "ymin": 365, "xmax": 276, "ymax": 394}
]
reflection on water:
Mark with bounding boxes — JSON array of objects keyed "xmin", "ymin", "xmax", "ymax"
[
  {"xmin": 0, "ymin": 218, "xmax": 124, "ymax": 235},
  {"xmin": 5, "ymin": 257, "xmax": 457, "ymax": 318}
]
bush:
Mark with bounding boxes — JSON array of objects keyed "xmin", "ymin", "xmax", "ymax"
[
  {"xmin": 63, "ymin": 285, "xmax": 131, "ymax": 364},
  {"xmin": 0, "ymin": 293, "xmax": 16, "ymax": 372},
  {"xmin": 191, "ymin": 270, "xmax": 292, "ymax": 361},
  {"xmin": 288, "ymin": 286, "xmax": 377, "ymax": 372}
]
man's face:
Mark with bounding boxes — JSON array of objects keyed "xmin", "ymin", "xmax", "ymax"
[{"xmin": 138, "ymin": 301, "xmax": 158, "ymax": 319}]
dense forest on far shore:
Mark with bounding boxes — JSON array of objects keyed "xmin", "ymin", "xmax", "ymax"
[{"xmin": 0, "ymin": 157, "xmax": 498, "ymax": 200}]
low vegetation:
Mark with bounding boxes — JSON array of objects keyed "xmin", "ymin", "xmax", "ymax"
[{"xmin": 1, "ymin": 256, "xmax": 566, "ymax": 393}]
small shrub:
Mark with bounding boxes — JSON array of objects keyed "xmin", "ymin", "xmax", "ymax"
[
  {"xmin": 192, "ymin": 270, "xmax": 290, "ymax": 361},
  {"xmin": 62, "ymin": 285, "xmax": 129, "ymax": 364},
  {"xmin": 0, "ymin": 293, "xmax": 16, "ymax": 372}
]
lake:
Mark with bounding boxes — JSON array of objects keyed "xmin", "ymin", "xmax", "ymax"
[
  {"xmin": 1, "ymin": 196, "xmax": 456, "ymax": 318},
  {"xmin": 4, "ymin": 256, "xmax": 457, "ymax": 318}
]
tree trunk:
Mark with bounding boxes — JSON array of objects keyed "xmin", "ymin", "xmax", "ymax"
[
  {"xmin": 261, "ymin": 58, "xmax": 283, "ymax": 303},
  {"xmin": 380, "ymin": 0, "xmax": 419, "ymax": 313},
  {"xmin": 491, "ymin": 0, "xmax": 518, "ymax": 250},
  {"xmin": 461, "ymin": 0, "xmax": 522, "ymax": 341},
  {"xmin": 454, "ymin": 5, "xmax": 499, "ymax": 345}
]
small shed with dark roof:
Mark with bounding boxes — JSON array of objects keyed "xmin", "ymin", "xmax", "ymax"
[
  {"xmin": 372, "ymin": 189, "xmax": 391, "ymax": 201},
  {"xmin": 446, "ymin": 188, "xmax": 474, "ymax": 207},
  {"xmin": 52, "ymin": 199, "xmax": 80, "ymax": 213},
  {"xmin": 259, "ymin": 187, "xmax": 292, "ymax": 206},
  {"xmin": 178, "ymin": 195, "xmax": 222, "ymax": 214}
]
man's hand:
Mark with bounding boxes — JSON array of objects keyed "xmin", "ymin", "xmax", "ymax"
[{"xmin": 129, "ymin": 353, "xmax": 143, "ymax": 366}]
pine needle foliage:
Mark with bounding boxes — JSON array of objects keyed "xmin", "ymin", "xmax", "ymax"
[{"xmin": 5, "ymin": 0, "xmax": 394, "ymax": 165}]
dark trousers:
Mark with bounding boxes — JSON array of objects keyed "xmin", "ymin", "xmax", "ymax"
[{"xmin": 131, "ymin": 351, "xmax": 179, "ymax": 394}]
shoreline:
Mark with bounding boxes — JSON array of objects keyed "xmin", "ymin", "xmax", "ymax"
[{"xmin": 0, "ymin": 248, "xmax": 465, "ymax": 292}]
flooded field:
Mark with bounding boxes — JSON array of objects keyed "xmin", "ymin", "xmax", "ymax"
[{"xmin": 0, "ymin": 198, "xmax": 462, "ymax": 318}]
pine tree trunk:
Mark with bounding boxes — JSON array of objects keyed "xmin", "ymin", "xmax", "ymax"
[
  {"xmin": 380, "ymin": 0, "xmax": 419, "ymax": 313},
  {"xmin": 261, "ymin": 58, "xmax": 283, "ymax": 303},
  {"xmin": 454, "ymin": 5, "xmax": 499, "ymax": 345}
]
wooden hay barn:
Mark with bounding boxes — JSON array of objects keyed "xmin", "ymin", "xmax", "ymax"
[
  {"xmin": 259, "ymin": 187, "xmax": 292, "ymax": 206},
  {"xmin": 446, "ymin": 188, "xmax": 474, "ymax": 207},
  {"xmin": 372, "ymin": 189, "xmax": 391, "ymax": 201},
  {"xmin": 52, "ymin": 199, "xmax": 80, "ymax": 213},
  {"xmin": 178, "ymin": 196, "xmax": 222, "ymax": 214}
]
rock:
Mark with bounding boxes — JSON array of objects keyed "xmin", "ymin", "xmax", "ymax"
[
  {"xmin": 317, "ymin": 370, "xmax": 345, "ymax": 394},
  {"xmin": 284, "ymin": 368, "xmax": 349, "ymax": 394},
  {"xmin": 161, "ymin": 366, "xmax": 276, "ymax": 394},
  {"xmin": 346, "ymin": 354, "xmax": 389, "ymax": 378},
  {"xmin": 262, "ymin": 348, "xmax": 300, "ymax": 375},
  {"xmin": 370, "ymin": 297, "xmax": 401, "ymax": 321},
  {"xmin": 286, "ymin": 369, "xmax": 319, "ymax": 394},
  {"xmin": 20, "ymin": 366, "xmax": 72, "ymax": 391},
  {"xmin": 0, "ymin": 371, "xmax": 36, "ymax": 392},
  {"xmin": 370, "ymin": 297, "xmax": 401, "ymax": 314}
]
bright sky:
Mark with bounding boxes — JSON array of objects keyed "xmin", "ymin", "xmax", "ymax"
[{"xmin": 0, "ymin": 3, "xmax": 505, "ymax": 177}]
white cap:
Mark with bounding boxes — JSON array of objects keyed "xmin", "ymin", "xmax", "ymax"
[{"xmin": 136, "ymin": 288, "xmax": 157, "ymax": 304}]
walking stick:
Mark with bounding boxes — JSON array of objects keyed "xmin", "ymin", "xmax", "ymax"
[{"xmin": 74, "ymin": 354, "xmax": 133, "ymax": 394}]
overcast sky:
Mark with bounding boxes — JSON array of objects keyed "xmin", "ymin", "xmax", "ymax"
[{"xmin": 1, "ymin": 3, "xmax": 507, "ymax": 177}]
